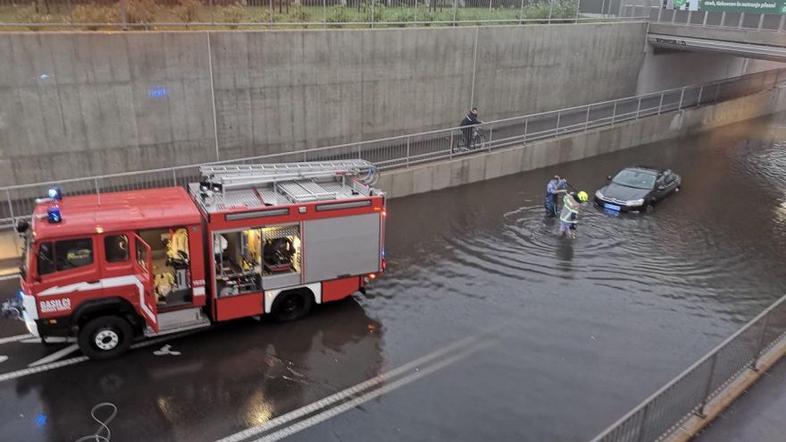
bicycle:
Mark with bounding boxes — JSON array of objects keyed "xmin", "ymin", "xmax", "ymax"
[{"xmin": 453, "ymin": 127, "xmax": 486, "ymax": 153}]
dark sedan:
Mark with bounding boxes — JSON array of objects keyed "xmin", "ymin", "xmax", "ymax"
[{"xmin": 594, "ymin": 166, "xmax": 681, "ymax": 212}]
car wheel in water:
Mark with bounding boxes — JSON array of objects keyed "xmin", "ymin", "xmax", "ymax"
[{"xmin": 78, "ymin": 316, "xmax": 133, "ymax": 360}]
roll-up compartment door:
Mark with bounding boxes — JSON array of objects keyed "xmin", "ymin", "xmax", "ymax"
[{"xmin": 303, "ymin": 213, "xmax": 380, "ymax": 282}]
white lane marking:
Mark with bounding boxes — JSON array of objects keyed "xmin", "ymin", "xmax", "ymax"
[
  {"xmin": 0, "ymin": 334, "xmax": 34, "ymax": 345},
  {"xmin": 21, "ymin": 337, "xmax": 75, "ymax": 344},
  {"xmin": 153, "ymin": 344, "xmax": 181, "ymax": 356},
  {"xmin": 0, "ymin": 329, "xmax": 203, "ymax": 383},
  {"xmin": 131, "ymin": 329, "xmax": 204, "ymax": 350},
  {"xmin": 257, "ymin": 341, "xmax": 493, "ymax": 442},
  {"xmin": 0, "ymin": 274, "xmax": 20, "ymax": 281},
  {"xmin": 216, "ymin": 332, "xmax": 497, "ymax": 442},
  {"xmin": 0, "ymin": 356, "xmax": 89, "ymax": 383},
  {"xmin": 0, "ymin": 356, "xmax": 7, "ymax": 364},
  {"xmin": 28, "ymin": 344, "xmax": 79, "ymax": 367}
]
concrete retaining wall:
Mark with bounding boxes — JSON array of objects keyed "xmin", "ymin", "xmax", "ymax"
[
  {"xmin": 0, "ymin": 23, "xmax": 647, "ymax": 186},
  {"xmin": 0, "ymin": 86, "xmax": 781, "ymax": 263},
  {"xmin": 377, "ymin": 86, "xmax": 786, "ymax": 198}
]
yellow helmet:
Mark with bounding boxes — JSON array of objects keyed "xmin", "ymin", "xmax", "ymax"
[{"xmin": 577, "ymin": 191, "xmax": 589, "ymax": 202}]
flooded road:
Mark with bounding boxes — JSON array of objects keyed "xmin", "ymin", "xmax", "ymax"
[{"xmin": 0, "ymin": 113, "xmax": 785, "ymax": 441}]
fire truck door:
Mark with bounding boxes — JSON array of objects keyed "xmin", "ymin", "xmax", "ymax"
[{"xmin": 131, "ymin": 233, "xmax": 158, "ymax": 333}]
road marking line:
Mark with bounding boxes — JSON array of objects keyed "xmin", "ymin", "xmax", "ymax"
[
  {"xmin": 29, "ymin": 344, "xmax": 79, "ymax": 367},
  {"xmin": 0, "ymin": 329, "xmax": 203, "ymax": 383},
  {"xmin": 21, "ymin": 337, "xmax": 75, "ymax": 344},
  {"xmin": 216, "ymin": 331, "xmax": 498, "ymax": 442},
  {"xmin": 0, "ymin": 356, "xmax": 89, "ymax": 383},
  {"xmin": 257, "ymin": 341, "xmax": 493, "ymax": 442},
  {"xmin": 0, "ymin": 274, "xmax": 20, "ymax": 281},
  {"xmin": 0, "ymin": 334, "xmax": 34, "ymax": 345},
  {"xmin": 153, "ymin": 344, "xmax": 181, "ymax": 356},
  {"xmin": 131, "ymin": 329, "xmax": 204, "ymax": 349}
]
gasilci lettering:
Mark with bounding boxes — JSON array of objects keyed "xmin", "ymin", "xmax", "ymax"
[{"xmin": 39, "ymin": 298, "xmax": 72, "ymax": 313}]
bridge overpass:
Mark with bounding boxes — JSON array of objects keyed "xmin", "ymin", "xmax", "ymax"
[
  {"xmin": 648, "ymin": 23, "xmax": 786, "ymax": 62},
  {"xmin": 623, "ymin": 5, "xmax": 786, "ymax": 61}
]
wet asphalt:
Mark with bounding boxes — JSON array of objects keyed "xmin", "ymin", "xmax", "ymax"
[{"xmin": 0, "ymin": 113, "xmax": 785, "ymax": 441}]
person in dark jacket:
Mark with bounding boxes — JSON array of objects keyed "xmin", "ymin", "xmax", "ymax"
[
  {"xmin": 545, "ymin": 175, "xmax": 568, "ymax": 217},
  {"xmin": 459, "ymin": 108, "xmax": 482, "ymax": 150}
]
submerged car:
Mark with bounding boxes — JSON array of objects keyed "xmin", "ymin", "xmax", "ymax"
[{"xmin": 595, "ymin": 166, "xmax": 681, "ymax": 212}]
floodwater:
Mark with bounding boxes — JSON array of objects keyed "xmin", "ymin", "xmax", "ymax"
[{"xmin": 0, "ymin": 113, "xmax": 785, "ymax": 442}]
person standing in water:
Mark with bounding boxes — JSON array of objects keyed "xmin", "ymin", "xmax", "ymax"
[
  {"xmin": 560, "ymin": 191, "xmax": 589, "ymax": 239},
  {"xmin": 545, "ymin": 175, "xmax": 568, "ymax": 217}
]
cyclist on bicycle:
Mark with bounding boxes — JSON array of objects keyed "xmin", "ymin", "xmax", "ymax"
[{"xmin": 459, "ymin": 107, "xmax": 482, "ymax": 150}]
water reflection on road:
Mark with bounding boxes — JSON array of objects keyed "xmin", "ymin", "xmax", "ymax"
[
  {"xmin": 0, "ymin": 113, "xmax": 785, "ymax": 441},
  {"xmin": 329, "ymin": 112, "xmax": 786, "ymax": 441}
]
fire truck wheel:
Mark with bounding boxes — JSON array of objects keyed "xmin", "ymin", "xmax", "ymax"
[
  {"xmin": 78, "ymin": 316, "xmax": 133, "ymax": 360},
  {"xmin": 271, "ymin": 290, "xmax": 313, "ymax": 322}
]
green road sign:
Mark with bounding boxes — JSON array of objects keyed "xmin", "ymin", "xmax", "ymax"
[{"xmin": 699, "ymin": 0, "xmax": 784, "ymax": 13}]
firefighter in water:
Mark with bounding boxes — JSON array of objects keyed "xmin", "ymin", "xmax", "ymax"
[{"xmin": 560, "ymin": 191, "xmax": 589, "ymax": 239}]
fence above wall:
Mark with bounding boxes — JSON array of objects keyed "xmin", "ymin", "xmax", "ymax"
[
  {"xmin": 0, "ymin": 0, "xmax": 642, "ymax": 30},
  {"xmin": 623, "ymin": 2, "xmax": 786, "ymax": 33}
]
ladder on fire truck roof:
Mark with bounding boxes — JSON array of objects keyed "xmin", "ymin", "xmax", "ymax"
[{"xmin": 199, "ymin": 160, "xmax": 378, "ymax": 197}]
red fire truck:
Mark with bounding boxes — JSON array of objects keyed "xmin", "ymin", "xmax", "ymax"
[{"xmin": 2, "ymin": 161, "xmax": 386, "ymax": 359}]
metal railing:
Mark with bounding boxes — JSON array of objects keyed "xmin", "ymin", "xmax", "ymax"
[
  {"xmin": 591, "ymin": 293, "xmax": 786, "ymax": 442},
  {"xmin": 623, "ymin": 3, "xmax": 786, "ymax": 33},
  {"xmin": 0, "ymin": 67, "xmax": 783, "ymax": 229},
  {"xmin": 0, "ymin": 0, "xmax": 639, "ymax": 30}
]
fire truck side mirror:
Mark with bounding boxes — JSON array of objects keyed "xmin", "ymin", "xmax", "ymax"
[{"xmin": 15, "ymin": 220, "xmax": 29, "ymax": 234}]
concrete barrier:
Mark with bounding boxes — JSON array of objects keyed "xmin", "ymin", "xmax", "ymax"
[
  {"xmin": 666, "ymin": 337, "xmax": 786, "ymax": 442},
  {"xmin": 377, "ymin": 86, "xmax": 786, "ymax": 198},
  {"xmin": 0, "ymin": 228, "xmax": 20, "ymax": 264},
  {"xmin": 0, "ymin": 23, "xmax": 648, "ymax": 186}
]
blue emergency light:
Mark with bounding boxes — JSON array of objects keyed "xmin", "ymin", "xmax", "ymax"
[
  {"xmin": 47, "ymin": 206, "xmax": 62, "ymax": 224},
  {"xmin": 47, "ymin": 187, "xmax": 62, "ymax": 201}
]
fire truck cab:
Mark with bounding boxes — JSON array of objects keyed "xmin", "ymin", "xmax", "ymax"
[{"xmin": 6, "ymin": 161, "xmax": 386, "ymax": 359}]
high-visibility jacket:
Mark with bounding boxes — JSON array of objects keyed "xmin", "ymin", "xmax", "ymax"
[
  {"xmin": 167, "ymin": 228, "xmax": 189, "ymax": 261},
  {"xmin": 560, "ymin": 194, "xmax": 579, "ymax": 223}
]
